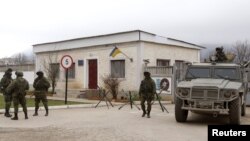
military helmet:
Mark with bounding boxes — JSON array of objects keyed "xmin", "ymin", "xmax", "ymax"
[
  {"xmin": 5, "ymin": 68, "xmax": 13, "ymax": 75},
  {"xmin": 144, "ymin": 71, "xmax": 151, "ymax": 76},
  {"xmin": 15, "ymin": 71, "xmax": 23, "ymax": 77},
  {"xmin": 6, "ymin": 68, "xmax": 13, "ymax": 72},
  {"xmin": 36, "ymin": 71, "xmax": 44, "ymax": 76}
]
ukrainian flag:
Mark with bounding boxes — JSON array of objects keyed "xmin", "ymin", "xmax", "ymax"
[{"xmin": 110, "ymin": 47, "xmax": 121, "ymax": 57}]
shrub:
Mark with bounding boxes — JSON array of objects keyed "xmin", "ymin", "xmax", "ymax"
[{"xmin": 101, "ymin": 75, "xmax": 122, "ymax": 100}]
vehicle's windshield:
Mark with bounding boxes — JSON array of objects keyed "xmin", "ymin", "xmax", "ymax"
[
  {"xmin": 214, "ymin": 68, "xmax": 239, "ymax": 80},
  {"xmin": 186, "ymin": 68, "xmax": 210, "ymax": 79},
  {"xmin": 185, "ymin": 66, "xmax": 240, "ymax": 80}
]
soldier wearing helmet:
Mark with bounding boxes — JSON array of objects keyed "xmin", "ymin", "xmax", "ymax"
[
  {"xmin": 6, "ymin": 71, "xmax": 29, "ymax": 120},
  {"xmin": 139, "ymin": 71, "xmax": 156, "ymax": 118},
  {"xmin": 33, "ymin": 71, "xmax": 51, "ymax": 116},
  {"xmin": 0, "ymin": 68, "xmax": 13, "ymax": 117}
]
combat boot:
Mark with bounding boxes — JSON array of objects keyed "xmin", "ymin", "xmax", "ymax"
[
  {"xmin": 5, "ymin": 113, "xmax": 12, "ymax": 117},
  {"xmin": 11, "ymin": 113, "xmax": 18, "ymax": 120},
  {"xmin": 33, "ymin": 108, "xmax": 38, "ymax": 116},
  {"xmin": 147, "ymin": 111, "xmax": 151, "ymax": 118},
  {"xmin": 45, "ymin": 109, "xmax": 49, "ymax": 116},
  {"xmin": 141, "ymin": 108, "xmax": 147, "ymax": 117},
  {"xmin": 142, "ymin": 112, "xmax": 146, "ymax": 117},
  {"xmin": 24, "ymin": 112, "xmax": 28, "ymax": 119},
  {"xmin": 4, "ymin": 109, "xmax": 12, "ymax": 118}
]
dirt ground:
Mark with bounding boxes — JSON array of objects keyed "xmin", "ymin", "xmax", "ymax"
[{"xmin": 0, "ymin": 104, "xmax": 250, "ymax": 141}]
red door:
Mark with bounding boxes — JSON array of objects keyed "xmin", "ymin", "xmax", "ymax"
[{"xmin": 88, "ymin": 59, "xmax": 98, "ymax": 89}]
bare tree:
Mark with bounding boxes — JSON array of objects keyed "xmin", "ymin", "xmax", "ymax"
[
  {"xmin": 232, "ymin": 40, "xmax": 250, "ymax": 65},
  {"xmin": 12, "ymin": 53, "xmax": 26, "ymax": 65},
  {"xmin": 225, "ymin": 51, "xmax": 236, "ymax": 63},
  {"xmin": 12, "ymin": 52, "xmax": 35, "ymax": 65},
  {"xmin": 101, "ymin": 74, "xmax": 122, "ymax": 100},
  {"xmin": 42, "ymin": 53, "xmax": 60, "ymax": 94}
]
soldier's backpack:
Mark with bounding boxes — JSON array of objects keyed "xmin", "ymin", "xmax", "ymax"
[
  {"xmin": 16, "ymin": 78, "xmax": 28, "ymax": 96},
  {"xmin": 35, "ymin": 77, "xmax": 50, "ymax": 91}
]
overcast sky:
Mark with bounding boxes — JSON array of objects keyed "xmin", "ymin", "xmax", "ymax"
[{"xmin": 0, "ymin": 0, "xmax": 250, "ymax": 58}]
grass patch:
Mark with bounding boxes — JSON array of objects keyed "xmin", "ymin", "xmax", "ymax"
[{"xmin": 0, "ymin": 94, "xmax": 86, "ymax": 109}]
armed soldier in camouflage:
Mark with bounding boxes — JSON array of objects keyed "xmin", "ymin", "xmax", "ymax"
[
  {"xmin": 139, "ymin": 71, "xmax": 156, "ymax": 118},
  {"xmin": 33, "ymin": 71, "xmax": 51, "ymax": 116},
  {"xmin": 6, "ymin": 71, "xmax": 29, "ymax": 120},
  {"xmin": 0, "ymin": 68, "xmax": 13, "ymax": 117}
]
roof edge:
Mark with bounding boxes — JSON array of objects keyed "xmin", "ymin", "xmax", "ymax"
[
  {"xmin": 167, "ymin": 38, "xmax": 206, "ymax": 49},
  {"xmin": 33, "ymin": 30, "xmax": 154, "ymax": 46}
]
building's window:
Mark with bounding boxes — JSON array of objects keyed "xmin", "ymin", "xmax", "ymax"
[
  {"xmin": 157, "ymin": 59, "xmax": 170, "ymax": 66},
  {"xmin": 111, "ymin": 60, "xmax": 125, "ymax": 78},
  {"xmin": 67, "ymin": 63, "xmax": 75, "ymax": 78},
  {"xmin": 49, "ymin": 63, "xmax": 60, "ymax": 78}
]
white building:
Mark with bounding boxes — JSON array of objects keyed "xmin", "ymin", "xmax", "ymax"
[{"xmin": 33, "ymin": 30, "xmax": 204, "ymax": 93}]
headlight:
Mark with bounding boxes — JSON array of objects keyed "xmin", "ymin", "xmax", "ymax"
[
  {"xmin": 178, "ymin": 88, "xmax": 190, "ymax": 97},
  {"xmin": 224, "ymin": 91, "xmax": 231, "ymax": 98},
  {"xmin": 222, "ymin": 90, "xmax": 236, "ymax": 98}
]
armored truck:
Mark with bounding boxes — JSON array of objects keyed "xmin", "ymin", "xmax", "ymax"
[{"xmin": 175, "ymin": 62, "xmax": 248, "ymax": 124}]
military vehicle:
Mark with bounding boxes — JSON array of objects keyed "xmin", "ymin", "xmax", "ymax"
[{"xmin": 175, "ymin": 62, "xmax": 248, "ymax": 124}]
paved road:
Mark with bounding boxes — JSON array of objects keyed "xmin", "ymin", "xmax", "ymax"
[{"xmin": 0, "ymin": 104, "xmax": 250, "ymax": 141}]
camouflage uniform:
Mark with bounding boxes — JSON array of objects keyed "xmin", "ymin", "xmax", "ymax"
[
  {"xmin": 0, "ymin": 68, "xmax": 13, "ymax": 117},
  {"xmin": 6, "ymin": 71, "xmax": 29, "ymax": 120},
  {"xmin": 33, "ymin": 71, "xmax": 51, "ymax": 116},
  {"xmin": 139, "ymin": 72, "xmax": 156, "ymax": 118}
]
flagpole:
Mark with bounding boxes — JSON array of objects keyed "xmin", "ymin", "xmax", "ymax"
[
  {"xmin": 120, "ymin": 52, "xmax": 133, "ymax": 62},
  {"xmin": 114, "ymin": 45, "xmax": 133, "ymax": 62}
]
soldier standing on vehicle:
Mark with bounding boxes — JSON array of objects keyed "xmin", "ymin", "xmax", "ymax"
[
  {"xmin": 215, "ymin": 47, "xmax": 227, "ymax": 62},
  {"xmin": 139, "ymin": 71, "xmax": 156, "ymax": 118},
  {"xmin": 0, "ymin": 68, "xmax": 13, "ymax": 118},
  {"xmin": 6, "ymin": 71, "xmax": 29, "ymax": 120},
  {"xmin": 33, "ymin": 71, "xmax": 51, "ymax": 116}
]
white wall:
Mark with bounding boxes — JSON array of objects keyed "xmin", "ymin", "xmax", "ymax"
[
  {"xmin": 34, "ymin": 41, "xmax": 201, "ymax": 92},
  {"xmin": 35, "ymin": 42, "xmax": 140, "ymax": 91},
  {"xmin": 0, "ymin": 71, "xmax": 35, "ymax": 84},
  {"xmin": 143, "ymin": 42, "xmax": 200, "ymax": 66}
]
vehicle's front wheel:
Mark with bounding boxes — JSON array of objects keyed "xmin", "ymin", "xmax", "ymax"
[
  {"xmin": 229, "ymin": 97, "xmax": 241, "ymax": 125},
  {"xmin": 175, "ymin": 97, "xmax": 188, "ymax": 122}
]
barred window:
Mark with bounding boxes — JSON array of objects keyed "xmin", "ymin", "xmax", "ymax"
[
  {"xmin": 111, "ymin": 60, "xmax": 125, "ymax": 78},
  {"xmin": 157, "ymin": 59, "xmax": 170, "ymax": 66}
]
